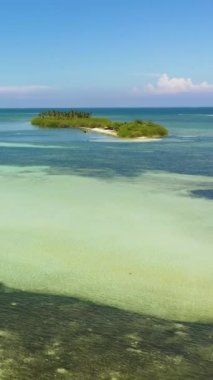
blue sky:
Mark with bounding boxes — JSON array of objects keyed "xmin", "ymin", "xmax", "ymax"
[{"xmin": 0, "ymin": 0, "xmax": 213, "ymax": 107}]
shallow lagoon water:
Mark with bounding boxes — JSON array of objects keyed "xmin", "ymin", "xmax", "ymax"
[
  {"xmin": 0, "ymin": 108, "xmax": 213, "ymax": 378},
  {"xmin": 0, "ymin": 166, "xmax": 213, "ymax": 322}
]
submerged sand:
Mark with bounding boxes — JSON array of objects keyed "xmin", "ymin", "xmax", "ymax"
[{"xmin": 0, "ymin": 166, "xmax": 213, "ymax": 322}]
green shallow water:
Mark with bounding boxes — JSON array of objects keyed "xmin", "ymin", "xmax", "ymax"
[{"xmin": 0, "ymin": 166, "xmax": 212, "ymax": 322}]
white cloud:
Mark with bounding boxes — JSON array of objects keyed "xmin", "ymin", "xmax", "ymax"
[
  {"xmin": 0, "ymin": 85, "xmax": 49, "ymax": 95},
  {"xmin": 145, "ymin": 74, "xmax": 213, "ymax": 95},
  {"xmin": 132, "ymin": 74, "xmax": 213, "ymax": 96}
]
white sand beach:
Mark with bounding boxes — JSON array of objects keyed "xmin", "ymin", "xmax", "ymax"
[{"xmin": 89, "ymin": 127, "xmax": 161, "ymax": 141}]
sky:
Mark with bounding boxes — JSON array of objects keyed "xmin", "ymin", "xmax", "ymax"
[{"xmin": 0, "ymin": 0, "xmax": 213, "ymax": 107}]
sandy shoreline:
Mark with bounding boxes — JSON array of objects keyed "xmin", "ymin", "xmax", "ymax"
[
  {"xmin": 91, "ymin": 127, "xmax": 117, "ymax": 136},
  {"xmin": 87, "ymin": 127, "xmax": 161, "ymax": 141}
]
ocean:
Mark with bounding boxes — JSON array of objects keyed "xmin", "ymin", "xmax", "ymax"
[{"xmin": 0, "ymin": 108, "xmax": 212, "ymax": 379}]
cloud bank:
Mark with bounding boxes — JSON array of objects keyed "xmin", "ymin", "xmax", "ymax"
[
  {"xmin": 133, "ymin": 74, "xmax": 213, "ymax": 96},
  {"xmin": 0, "ymin": 85, "xmax": 49, "ymax": 95}
]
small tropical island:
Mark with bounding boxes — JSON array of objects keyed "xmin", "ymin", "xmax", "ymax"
[{"xmin": 31, "ymin": 110, "xmax": 168, "ymax": 139}]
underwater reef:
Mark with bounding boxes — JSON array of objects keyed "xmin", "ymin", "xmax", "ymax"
[{"xmin": 0, "ymin": 283, "xmax": 212, "ymax": 380}]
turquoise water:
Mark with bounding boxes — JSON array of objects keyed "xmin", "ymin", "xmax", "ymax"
[
  {"xmin": 0, "ymin": 107, "xmax": 212, "ymax": 191},
  {"xmin": 0, "ymin": 108, "xmax": 213, "ymax": 322},
  {"xmin": 0, "ymin": 108, "xmax": 213, "ymax": 379},
  {"xmin": 0, "ymin": 108, "xmax": 213, "ymax": 179}
]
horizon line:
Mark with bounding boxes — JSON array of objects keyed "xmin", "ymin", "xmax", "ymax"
[{"xmin": 0, "ymin": 106, "xmax": 213, "ymax": 109}]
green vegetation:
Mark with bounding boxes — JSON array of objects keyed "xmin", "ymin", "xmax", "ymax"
[
  {"xmin": 112, "ymin": 120, "xmax": 168, "ymax": 138},
  {"xmin": 31, "ymin": 110, "xmax": 168, "ymax": 138},
  {"xmin": 38, "ymin": 110, "xmax": 91, "ymax": 119}
]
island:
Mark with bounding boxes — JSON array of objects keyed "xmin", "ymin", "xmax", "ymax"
[{"xmin": 31, "ymin": 110, "xmax": 168, "ymax": 139}]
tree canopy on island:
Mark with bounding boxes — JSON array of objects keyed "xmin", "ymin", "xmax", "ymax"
[{"xmin": 38, "ymin": 110, "xmax": 91, "ymax": 119}]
